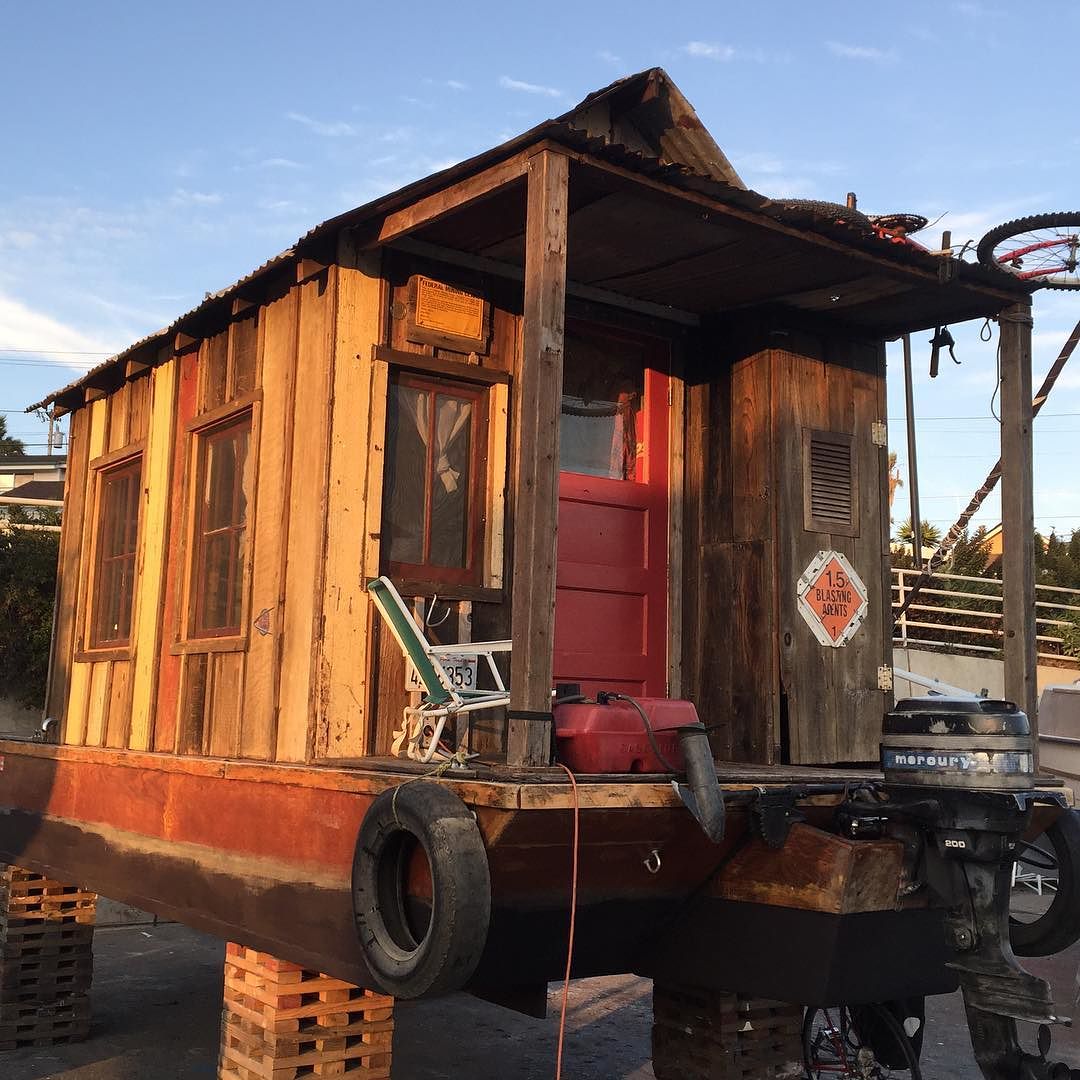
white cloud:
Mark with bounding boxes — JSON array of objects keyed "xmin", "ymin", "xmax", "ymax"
[
  {"xmin": 597, "ymin": 49, "xmax": 623, "ymax": 66},
  {"xmin": 422, "ymin": 77, "xmax": 468, "ymax": 92},
  {"xmin": 684, "ymin": 41, "xmax": 736, "ymax": 61},
  {"xmin": 255, "ymin": 157, "xmax": 303, "ymax": 170},
  {"xmin": 170, "ymin": 188, "xmax": 223, "ymax": 207},
  {"xmin": 285, "ymin": 111, "xmax": 359, "ymax": 137},
  {"xmin": 0, "ymin": 292, "xmax": 119, "ymax": 364},
  {"xmin": 498, "ymin": 75, "xmax": 562, "ymax": 98},
  {"xmin": 826, "ymin": 41, "xmax": 897, "ymax": 62},
  {"xmin": 1, "ymin": 231, "xmax": 38, "ymax": 250},
  {"xmin": 954, "ymin": 2, "xmax": 1004, "ymax": 17}
]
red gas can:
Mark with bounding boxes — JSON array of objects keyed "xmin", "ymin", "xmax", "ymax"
[{"xmin": 552, "ymin": 697, "xmax": 699, "ymax": 774}]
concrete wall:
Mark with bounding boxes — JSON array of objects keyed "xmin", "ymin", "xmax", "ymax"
[
  {"xmin": 0, "ymin": 696, "xmax": 40, "ymax": 739},
  {"xmin": 893, "ymin": 647, "xmax": 1079, "ymax": 701}
]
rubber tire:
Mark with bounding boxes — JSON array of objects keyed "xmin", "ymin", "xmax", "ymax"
[
  {"xmin": 1010, "ymin": 809, "xmax": 1080, "ymax": 958},
  {"xmin": 771, "ymin": 198, "xmax": 874, "ymax": 231},
  {"xmin": 351, "ymin": 781, "xmax": 491, "ymax": 999},
  {"xmin": 977, "ymin": 212, "xmax": 1080, "ymax": 290},
  {"xmin": 803, "ymin": 1003, "xmax": 922, "ymax": 1078}
]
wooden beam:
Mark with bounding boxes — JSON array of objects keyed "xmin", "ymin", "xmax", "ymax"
[
  {"xmin": 124, "ymin": 358, "xmax": 151, "ymax": 379},
  {"xmin": 543, "ymin": 140, "xmax": 1024, "ymax": 305},
  {"xmin": 296, "ymin": 257, "xmax": 328, "ymax": 283},
  {"xmin": 173, "ymin": 332, "xmax": 198, "ymax": 354},
  {"xmin": 364, "ymin": 154, "xmax": 528, "ymax": 249},
  {"xmin": 507, "ymin": 150, "xmax": 569, "ymax": 767},
  {"xmin": 388, "ymin": 236, "xmax": 700, "ymax": 327},
  {"xmin": 84, "ymin": 386, "xmax": 107, "ymax": 404},
  {"xmin": 999, "ymin": 300, "xmax": 1038, "ymax": 755},
  {"xmin": 231, "ymin": 295, "xmax": 257, "ymax": 317}
]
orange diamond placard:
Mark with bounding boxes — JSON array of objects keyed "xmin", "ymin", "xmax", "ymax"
[{"xmin": 797, "ymin": 550, "xmax": 869, "ymax": 647}]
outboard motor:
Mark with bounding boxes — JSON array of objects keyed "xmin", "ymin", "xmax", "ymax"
[{"xmin": 880, "ymin": 698, "xmax": 1079, "ymax": 1080}]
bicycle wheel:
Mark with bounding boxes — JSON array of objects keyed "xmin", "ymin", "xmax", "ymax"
[
  {"xmin": 977, "ymin": 213, "xmax": 1080, "ymax": 289},
  {"xmin": 804, "ymin": 1003, "xmax": 922, "ymax": 1078}
]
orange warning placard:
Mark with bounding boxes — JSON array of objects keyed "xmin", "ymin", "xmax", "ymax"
[
  {"xmin": 797, "ymin": 551, "xmax": 868, "ymax": 647},
  {"xmin": 414, "ymin": 276, "xmax": 485, "ymax": 341}
]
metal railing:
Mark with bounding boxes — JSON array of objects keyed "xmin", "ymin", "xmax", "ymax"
[{"xmin": 892, "ymin": 567, "xmax": 1080, "ymax": 666}]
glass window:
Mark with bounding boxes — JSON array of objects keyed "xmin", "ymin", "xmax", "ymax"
[
  {"xmin": 560, "ymin": 331, "xmax": 645, "ymax": 481},
  {"xmin": 382, "ymin": 372, "xmax": 486, "ymax": 585},
  {"xmin": 191, "ymin": 412, "xmax": 251, "ymax": 637},
  {"xmin": 90, "ymin": 457, "xmax": 141, "ymax": 647}
]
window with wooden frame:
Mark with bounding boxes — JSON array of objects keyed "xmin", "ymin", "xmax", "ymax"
[
  {"xmin": 803, "ymin": 428, "xmax": 859, "ymax": 536},
  {"xmin": 381, "ymin": 369, "xmax": 491, "ymax": 588},
  {"xmin": 88, "ymin": 454, "xmax": 143, "ymax": 649},
  {"xmin": 187, "ymin": 408, "xmax": 254, "ymax": 639}
]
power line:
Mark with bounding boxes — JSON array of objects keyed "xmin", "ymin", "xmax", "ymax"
[{"xmin": 0, "ymin": 347, "xmax": 116, "ymax": 356}]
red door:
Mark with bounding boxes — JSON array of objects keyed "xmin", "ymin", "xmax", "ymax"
[{"xmin": 553, "ymin": 325, "xmax": 670, "ymax": 698}]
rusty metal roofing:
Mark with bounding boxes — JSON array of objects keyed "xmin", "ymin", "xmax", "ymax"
[{"xmin": 29, "ymin": 67, "xmax": 1030, "ymax": 412}]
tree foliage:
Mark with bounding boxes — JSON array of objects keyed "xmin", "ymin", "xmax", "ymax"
[
  {"xmin": 0, "ymin": 528, "xmax": 58, "ymax": 709},
  {"xmin": 0, "ymin": 415, "xmax": 26, "ymax": 457}
]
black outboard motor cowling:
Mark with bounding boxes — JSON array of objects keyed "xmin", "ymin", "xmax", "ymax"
[
  {"xmin": 879, "ymin": 696, "xmax": 1077, "ymax": 1079},
  {"xmin": 882, "ymin": 697, "xmax": 1035, "ymax": 790}
]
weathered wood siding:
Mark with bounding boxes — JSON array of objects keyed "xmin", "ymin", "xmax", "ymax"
[
  {"xmin": 681, "ymin": 321, "xmax": 889, "ymax": 765},
  {"xmin": 55, "ymin": 257, "xmax": 387, "ymax": 763}
]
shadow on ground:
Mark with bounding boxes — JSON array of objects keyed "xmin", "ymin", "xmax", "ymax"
[{"xmin": 4, "ymin": 920, "xmax": 1078, "ymax": 1079}]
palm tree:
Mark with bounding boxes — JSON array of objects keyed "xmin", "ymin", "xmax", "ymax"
[
  {"xmin": 0, "ymin": 416, "xmax": 26, "ymax": 457},
  {"xmin": 894, "ymin": 518, "xmax": 941, "ymax": 548}
]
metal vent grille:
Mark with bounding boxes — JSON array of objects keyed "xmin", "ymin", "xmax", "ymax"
[{"xmin": 808, "ymin": 433, "xmax": 854, "ymax": 527}]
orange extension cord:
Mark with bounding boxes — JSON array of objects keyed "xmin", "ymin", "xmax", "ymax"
[{"xmin": 554, "ymin": 763, "xmax": 580, "ymax": 1080}]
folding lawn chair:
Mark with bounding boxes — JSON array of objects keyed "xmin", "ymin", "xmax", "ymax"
[{"xmin": 367, "ymin": 576, "xmax": 512, "ymax": 763}]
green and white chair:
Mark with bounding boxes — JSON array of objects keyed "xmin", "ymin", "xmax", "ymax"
[{"xmin": 367, "ymin": 576, "xmax": 512, "ymax": 763}]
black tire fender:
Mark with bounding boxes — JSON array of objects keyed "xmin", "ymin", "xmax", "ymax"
[
  {"xmin": 1010, "ymin": 808, "xmax": 1080, "ymax": 958},
  {"xmin": 351, "ymin": 781, "xmax": 491, "ymax": 998}
]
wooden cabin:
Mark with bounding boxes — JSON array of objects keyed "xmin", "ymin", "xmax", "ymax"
[{"xmin": 1, "ymin": 68, "xmax": 1050, "ymax": 1066}]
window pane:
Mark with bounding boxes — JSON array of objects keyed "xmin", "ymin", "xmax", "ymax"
[
  {"xmin": 429, "ymin": 395, "xmax": 471, "ymax": 569},
  {"xmin": 193, "ymin": 414, "xmax": 251, "ymax": 636},
  {"xmin": 384, "ymin": 385, "xmax": 430, "ymax": 568},
  {"xmin": 382, "ymin": 374, "xmax": 483, "ymax": 585},
  {"xmin": 91, "ymin": 458, "xmax": 141, "ymax": 647},
  {"xmin": 560, "ymin": 333, "xmax": 645, "ymax": 481}
]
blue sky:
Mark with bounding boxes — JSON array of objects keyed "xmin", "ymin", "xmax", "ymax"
[{"xmin": 1, "ymin": 1, "xmax": 1076, "ymax": 535}]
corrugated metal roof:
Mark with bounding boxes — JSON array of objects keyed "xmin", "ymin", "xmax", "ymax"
[{"xmin": 29, "ymin": 67, "xmax": 1029, "ymax": 411}]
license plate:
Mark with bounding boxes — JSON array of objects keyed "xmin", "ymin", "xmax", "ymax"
[{"xmin": 406, "ymin": 655, "xmax": 478, "ymax": 694}]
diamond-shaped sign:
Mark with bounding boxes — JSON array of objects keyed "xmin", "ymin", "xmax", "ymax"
[{"xmin": 797, "ymin": 551, "xmax": 869, "ymax": 647}]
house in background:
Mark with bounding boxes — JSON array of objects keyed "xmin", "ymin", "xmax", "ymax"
[{"xmin": 0, "ymin": 454, "xmax": 66, "ymax": 520}]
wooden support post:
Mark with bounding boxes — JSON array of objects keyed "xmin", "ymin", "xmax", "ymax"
[
  {"xmin": 999, "ymin": 300, "xmax": 1038, "ymax": 757},
  {"xmin": 0, "ymin": 864, "xmax": 96, "ymax": 1050},
  {"xmin": 652, "ymin": 982, "xmax": 804, "ymax": 1079},
  {"xmin": 218, "ymin": 943, "xmax": 394, "ymax": 1079},
  {"xmin": 507, "ymin": 149, "xmax": 569, "ymax": 767}
]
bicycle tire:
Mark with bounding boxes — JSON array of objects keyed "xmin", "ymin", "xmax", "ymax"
[
  {"xmin": 977, "ymin": 212, "xmax": 1080, "ymax": 290},
  {"xmin": 804, "ymin": 1002, "xmax": 922, "ymax": 1078},
  {"xmin": 1010, "ymin": 809, "xmax": 1080, "ymax": 957},
  {"xmin": 772, "ymin": 198, "xmax": 874, "ymax": 231},
  {"xmin": 869, "ymin": 213, "xmax": 930, "ymax": 234}
]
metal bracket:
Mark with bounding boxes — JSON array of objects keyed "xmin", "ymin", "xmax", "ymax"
[
  {"xmin": 878, "ymin": 666, "xmax": 894, "ymax": 691},
  {"xmin": 872, "ymin": 420, "xmax": 888, "ymax": 447}
]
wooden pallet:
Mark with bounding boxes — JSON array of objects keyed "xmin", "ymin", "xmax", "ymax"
[
  {"xmin": 218, "ymin": 943, "xmax": 394, "ymax": 1079},
  {"xmin": 0, "ymin": 993, "xmax": 91, "ymax": 1050},
  {"xmin": 0, "ymin": 865, "xmax": 95, "ymax": 1048},
  {"xmin": 652, "ymin": 983, "xmax": 804, "ymax": 1080},
  {"xmin": 0, "ymin": 870, "xmax": 96, "ymax": 926}
]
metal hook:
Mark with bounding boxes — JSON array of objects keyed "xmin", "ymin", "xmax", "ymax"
[{"xmin": 644, "ymin": 849, "xmax": 662, "ymax": 875}]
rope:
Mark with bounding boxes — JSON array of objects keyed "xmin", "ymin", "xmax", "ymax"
[
  {"xmin": 390, "ymin": 748, "xmax": 473, "ymax": 827},
  {"xmin": 554, "ymin": 763, "xmax": 580, "ymax": 1080},
  {"xmin": 894, "ymin": 313, "xmax": 1080, "ymax": 622}
]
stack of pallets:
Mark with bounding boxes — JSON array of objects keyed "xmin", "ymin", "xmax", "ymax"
[
  {"xmin": 0, "ymin": 864, "xmax": 96, "ymax": 1050},
  {"xmin": 652, "ymin": 983, "xmax": 804, "ymax": 1080},
  {"xmin": 218, "ymin": 942, "xmax": 394, "ymax": 1079}
]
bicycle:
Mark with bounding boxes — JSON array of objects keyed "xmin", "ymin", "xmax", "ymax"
[
  {"xmin": 803, "ymin": 1002, "xmax": 923, "ymax": 1079},
  {"xmin": 977, "ymin": 212, "xmax": 1080, "ymax": 289}
]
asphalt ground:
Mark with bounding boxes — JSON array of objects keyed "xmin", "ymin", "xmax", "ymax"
[{"xmin": 3, "ymin": 915, "xmax": 1078, "ymax": 1080}]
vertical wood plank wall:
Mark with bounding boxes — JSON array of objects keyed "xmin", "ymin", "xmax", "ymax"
[
  {"xmin": 681, "ymin": 322, "xmax": 889, "ymax": 766},
  {"xmin": 56, "ymin": 260, "xmax": 385, "ymax": 763}
]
